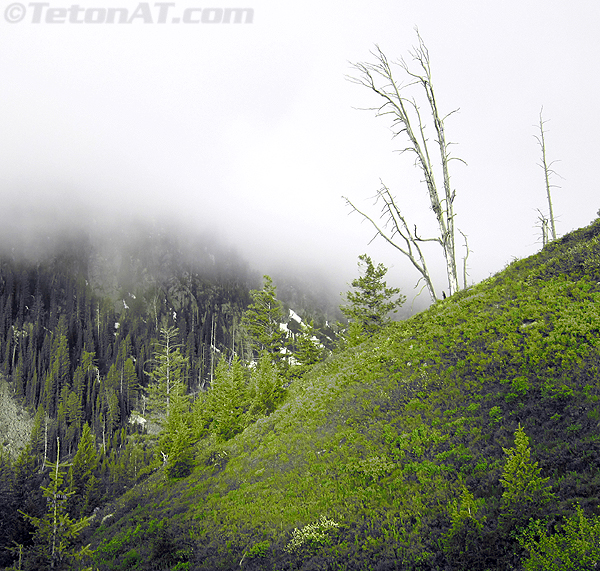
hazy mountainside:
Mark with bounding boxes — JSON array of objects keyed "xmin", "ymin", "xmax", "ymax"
[
  {"xmin": 70, "ymin": 217, "xmax": 600, "ymax": 571},
  {"xmin": 0, "ymin": 221, "xmax": 255, "ymax": 416},
  {"xmin": 2, "ymin": 216, "xmax": 600, "ymax": 570},
  {"xmin": 0, "ymin": 219, "xmax": 339, "ymax": 569}
]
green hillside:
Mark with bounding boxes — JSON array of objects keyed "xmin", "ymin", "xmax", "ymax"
[{"xmin": 77, "ymin": 218, "xmax": 600, "ymax": 570}]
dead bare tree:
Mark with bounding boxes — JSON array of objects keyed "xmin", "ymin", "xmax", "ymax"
[
  {"xmin": 344, "ymin": 30, "xmax": 466, "ymax": 301},
  {"xmin": 535, "ymin": 208, "xmax": 550, "ymax": 247},
  {"xmin": 534, "ymin": 107, "xmax": 561, "ymax": 242},
  {"xmin": 458, "ymin": 230, "xmax": 470, "ymax": 290},
  {"xmin": 345, "ymin": 180, "xmax": 438, "ymax": 300}
]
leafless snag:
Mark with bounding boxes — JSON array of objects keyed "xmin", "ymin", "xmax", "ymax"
[
  {"xmin": 535, "ymin": 208, "xmax": 550, "ymax": 247},
  {"xmin": 345, "ymin": 30, "xmax": 466, "ymax": 301},
  {"xmin": 534, "ymin": 107, "xmax": 562, "ymax": 242},
  {"xmin": 459, "ymin": 229, "xmax": 471, "ymax": 290},
  {"xmin": 343, "ymin": 182, "xmax": 437, "ymax": 300}
]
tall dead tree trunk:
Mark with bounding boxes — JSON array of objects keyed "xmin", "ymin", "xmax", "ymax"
[
  {"xmin": 345, "ymin": 30, "xmax": 465, "ymax": 300},
  {"xmin": 535, "ymin": 107, "xmax": 561, "ymax": 242}
]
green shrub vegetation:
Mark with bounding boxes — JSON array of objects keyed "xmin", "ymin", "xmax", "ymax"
[
  {"xmin": 78, "ymin": 217, "xmax": 600, "ymax": 570},
  {"xmin": 3, "ymin": 217, "xmax": 600, "ymax": 570}
]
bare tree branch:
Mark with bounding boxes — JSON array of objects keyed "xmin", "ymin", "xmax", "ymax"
[
  {"xmin": 343, "ymin": 188, "xmax": 437, "ymax": 301},
  {"xmin": 534, "ymin": 107, "xmax": 563, "ymax": 241},
  {"xmin": 459, "ymin": 229, "xmax": 471, "ymax": 290},
  {"xmin": 346, "ymin": 30, "xmax": 466, "ymax": 300},
  {"xmin": 535, "ymin": 208, "xmax": 550, "ymax": 246}
]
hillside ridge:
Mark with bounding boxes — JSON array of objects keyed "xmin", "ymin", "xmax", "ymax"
[
  {"xmin": 2, "ymin": 216, "xmax": 600, "ymax": 571},
  {"xmin": 75, "ymin": 216, "xmax": 600, "ymax": 570}
]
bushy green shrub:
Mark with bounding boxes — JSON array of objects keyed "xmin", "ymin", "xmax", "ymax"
[
  {"xmin": 500, "ymin": 425, "xmax": 554, "ymax": 527},
  {"xmin": 120, "ymin": 548, "xmax": 141, "ymax": 570},
  {"xmin": 519, "ymin": 504, "xmax": 600, "ymax": 570},
  {"xmin": 443, "ymin": 486, "xmax": 486, "ymax": 567},
  {"xmin": 246, "ymin": 539, "xmax": 270, "ymax": 559}
]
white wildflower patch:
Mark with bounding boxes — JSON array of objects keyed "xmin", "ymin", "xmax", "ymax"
[{"xmin": 285, "ymin": 515, "xmax": 340, "ymax": 554}]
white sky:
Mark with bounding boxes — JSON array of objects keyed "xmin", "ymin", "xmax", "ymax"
[{"xmin": 1, "ymin": 1, "xmax": 599, "ymax": 308}]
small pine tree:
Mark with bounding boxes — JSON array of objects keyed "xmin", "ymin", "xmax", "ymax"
[
  {"xmin": 248, "ymin": 352, "xmax": 283, "ymax": 418},
  {"xmin": 443, "ymin": 486, "xmax": 486, "ymax": 567},
  {"xmin": 340, "ymin": 254, "xmax": 405, "ymax": 345},
  {"xmin": 145, "ymin": 326, "xmax": 188, "ymax": 419},
  {"xmin": 19, "ymin": 438, "xmax": 93, "ymax": 570},
  {"xmin": 210, "ymin": 356, "xmax": 249, "ymax": 441},
  {"xmin": 500, "ymin": 424, "xmax": 554, "ymax": 527},
  {"xmin": 242, "ymin": 276, "xmax": 287, "ymax": 362}
]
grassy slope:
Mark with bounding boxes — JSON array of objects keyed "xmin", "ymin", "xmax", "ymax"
[{"xmin": 85, "ymin": 218, "xmax": 600, "ymax": 571}]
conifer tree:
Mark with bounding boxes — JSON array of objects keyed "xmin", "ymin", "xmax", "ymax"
[
  {"xmin": 43, "ymin": 329, "xmax": 70, "ymax": 418},
  {"xmin": 120, "ymin": 358, "xmax": 138, "ymax": 416},
  {"xmin": 144, "ymin": 326, "xmax": 193, "ymax": 475},
  {"xmin": 71, "ymin": 366, "xmax": 86, "ymax": 418},
  {"xmin": 242, "ymin": 276, "xmax": 287, "ymax": 362},
  {"xmin": 191, "ymin": 390, "xmax": 213, "ymax": 440},
  {"xmin": 68, "ymin": 423, "xmax": 98, "ymax": 517},
  {"xmin": 248, "ymin": 352, "xmax": 283, "ymax": 418},
  {"xmin": 443, "ymin": 485, "xmax": 485, "ymax": 567},
  {"xmin": 103, "ymin": 366, "xmax": 121, "ymax": 436},
  {"xmin": 210, "ymin": 356, "xmax": 249, "ymax": 441},
  {"xmin": 161, "ymin": 388, "xmax": 194, "ymax": 479},
  {"xmin": 340, "ymin": 254, "xmax": 405, "ymax": 345},
  {"xmin": 9, "ymin": 445, "xmax": 42, "ymax": 562},
  {"xmin": 30, "ymin": 406, "xmax": 47, "ymax": 467},
  {"xmin": 291, "ymin": 320, "xmax": 325, "ymax": 375},
  {"xmin": 500, "ymin": 424, "xmax": 554, "ymax": 527},
  {"xmin": 0, "ymin": 449, "xmax": 16, "ymax": 568},
  {"xmin": 19, "ymin": 438, "xmax": 93, "ymax": 570},
  {"xmin": 145, "ymin": 326, "xmax": 188, "ymax": 418}
]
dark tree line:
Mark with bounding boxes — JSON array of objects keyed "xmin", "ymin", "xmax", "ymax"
[
  {"xmin": 0, "ymin": 221, "xmax": 347, "ymax": 569},
  {"xmin": 0, "ymin": 237, "xmax": 258, "ymax": 567}
]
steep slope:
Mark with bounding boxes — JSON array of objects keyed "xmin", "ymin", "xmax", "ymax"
[
  {"xmin": 0, "ymin": 218, "xmax": 346, "ymax": 570},
  {"xmin": 81, "ymin": 217, "xmax": 600, "ymax": 571}
]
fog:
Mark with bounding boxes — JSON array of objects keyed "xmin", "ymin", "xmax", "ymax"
[{"xmin": 1, "ymin": 1, "xmax": 599, "ymax": 314}]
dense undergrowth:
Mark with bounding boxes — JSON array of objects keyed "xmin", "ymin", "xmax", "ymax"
[{"xmin": 79, "ymin": 218, "xmax": 600, "ymax": 569}]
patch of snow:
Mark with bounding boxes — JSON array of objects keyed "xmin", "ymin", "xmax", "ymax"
[{"xmin": 129, "ymin": 414, "xmax": 147, "ymax": 426}]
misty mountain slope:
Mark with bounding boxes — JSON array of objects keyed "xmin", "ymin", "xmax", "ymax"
[{"xmin": 82, "ymin": 217, "xmax": 600, "ymax": 571}]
